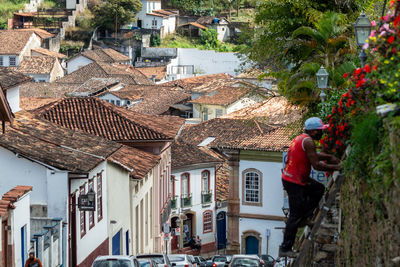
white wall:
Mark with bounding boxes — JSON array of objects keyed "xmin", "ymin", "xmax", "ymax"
[
  {"xmin": 28, "ymin": 73, "xmax": 50, "ymax": 82},
  {"xmin": 47, "ymin": 170, "xmax": 69, "ymax": 219},
  {"xmin": 11, "ymin": 193, "xmax": 31, "ymax": 267},
  {"xmin": 0, "ymin": 55, "xmax": 20, "ymax": 67},
  {"xmin": 0, "ymin": 147, "xmax": 48, "ymax": 206},
  {"xmin": 107, "ymin": 163, "xmax": 131, "ymax": 255},
  {"xmin": 67, "ymin": 56, "xmax": 93, "ymax": 74},
  {"xmin": 0, "ymin": 147, "xmax": 70, "ymax": 220},
  {"xmin": 226, "ymin": 95, "xmax": 264, "ymax": 114},
  {"xmin": 20, "ymin": 33, "xmax": 41, "ymax": 61},
  {"xmin": 171, "ymin": 48, "xmax": 246, "ymax": 76},
  {"xmin": 132, "ymin": 168, "xmax": 155, "ymax": 254},
  {"xmin": 238, "ymin": 159, "xmax": 285, "ymax": 258},
  {"xmin": 172, "ymin": 166, "xmax": 216, "ymax": 246},
  {"xmin": 49, "ymin": 59, "xmax": 65, "ymax": 82},
  {"xmin": 239, "ymin": 160, "xmax": 284, "ymax": 216},
  {"xmin": 239, "ymin": 218, "xmax": 284, "ymax": 258},
  {"xmin": 98, "ymin": 94, "xmax": 128, "ymax": 107},
  {"xmin": 71, "ymin": 161, "xmax": 108, "ymax": 265},
  {"xmin": 6, "ymin": 86, "xmax": 21, "ymax": 112}
]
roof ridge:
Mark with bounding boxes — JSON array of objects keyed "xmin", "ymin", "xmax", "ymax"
[{"xmin": 99, "ymin": 99, "xmax": 170, "ymax": 139}]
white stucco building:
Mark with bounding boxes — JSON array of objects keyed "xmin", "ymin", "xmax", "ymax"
[
  {"xmin": 0, "ymin": 68, "xmax": 32, "ymax": 113},
  {"xmin": 17, "ymin": 56, "xmax": 64, "ymax": 82},
  {"xmin": 66, "ymin": 48, "xmax": 131, "ymax": 74},
  {"xmin": 170, "ymin": 141, "xmax": 222, "ymax": 253},
  {"xmin": 127, "ymin": 0, "xmax": 177, "ymax": 38},
  {"xmin": 190, "ymin": 85, "xmax": 265, "ymax": 122},
  {"xmin": 0, "ymin": 30, "xmax": 41, "ymax": 68},
  {"xmin": 0, "ymin": 111, "xmax": 138, "ymax": 267},
  {"xmin": 0, "ymin": 186, "xmax": 32, "ymax": 267}
]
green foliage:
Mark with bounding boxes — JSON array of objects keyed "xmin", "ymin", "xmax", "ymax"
[
  {"xmin": 150, "ymin": 33, "xmax": 161, "ymax": 47},
  {"xmin": 91, "ymin": 0, "xmax": 142, "ymax": 32},
  {"xmin": 0, "ymin": 0, "xmax": 28, "ymax": 29},
  {"xmin": 200, "ymin": 28, "xmax": 218, "ymax": 48},
  {"xmin": 75, "ymin": 9, "xmax": 95, "ymax": 30},
  {"xmin": 160, "ymin": 34, "xmax": 237, "ymax": 52}
]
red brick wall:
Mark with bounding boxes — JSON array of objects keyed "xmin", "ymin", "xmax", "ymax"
[{"xmin": 78, "ymin": 238, "xmax": 109, "ymax": 267}]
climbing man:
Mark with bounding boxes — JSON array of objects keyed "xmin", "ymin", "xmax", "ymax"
[{"xmin": 279, "ymin": 117, "xmax": 341, "ymax": 258}]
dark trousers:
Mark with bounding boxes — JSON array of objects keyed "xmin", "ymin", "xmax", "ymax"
[{"xmin": 281, "ymin": 179, "xmax": 325, "ymax": 250}]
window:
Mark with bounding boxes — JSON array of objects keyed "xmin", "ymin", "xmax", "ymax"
[
  {"xmin": 215, "ymin": 109, "xmax": 223, "ymax": 118},
  {"xmin": 203, "ymin": 108, "xmax": 208, "ymax": 121},
  {"xmin": 242, "ymin": 169, "xmax": 262, "ymax": 206},
  {"xmin": 202, "ymin": 171, "xmax": 210, "ymax": 193},
  {"xmin": 111, "ymin": 100, "xmax": 115, "ymax": 104},
  {"xmin": 203, "ymin": 210, "xmax": 212, "ymax": 233},
  {"xmin": 80, "ymin": 185, "xmax": 86, "ymax": 237},
  {"xmin": 9, "ymin": 56, "xmax": 16, "ymax": 66},
  {"xmin": 97, "ymin": 172, "xmax": 103, "ymax": 221},
  {"xmin": 88, "ymin": 179, "xmax": 95, "ymax": 229},
  {"xmin": 153, "ymin": 2, "xmax": 155, "ymax": 9},
  {"xmin": 152, "ymin": 19, "xmax": 157, "ymax": 29},
  {"xmin": 0, "ymin": 56, "xmax": 3, "ymax": 66},
  {"xmin": 181, "ymin": 173, "xmax": 189, "ymax": 197},
  {"xmin": 171, "ymin": 175, "xmax": 175, "ymax": 196},
  {"xmin": 116, "ymin": 100, "xmax": 121, "ymax": 106}
]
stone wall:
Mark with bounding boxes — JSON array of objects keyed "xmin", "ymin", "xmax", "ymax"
[{"xmin": 336, "ymin": 117, "xmax": 400, "ymax": 266}]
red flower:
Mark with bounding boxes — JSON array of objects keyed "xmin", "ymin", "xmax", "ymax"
[
  {"xmin": 343, "ymin": 73, "xmax": 348, "ymax": 78},
  {"xmin": 388, "ymin": 36, "xmax": 395, "ymax": 44},
  {"xmin": 363, "ymin": 64, "xmax": 371, "ymax": 73},
  {"xmin": 392, "ymin": 48, "xmax": 397, "ymax": 54},
  {"xmin": 350, "ymin": 100, "xmax": 355, "ymax": 105},
  {"xmin": 372, "ymin": 65, "xmax": 378, "ymax": 71},
  {"xmin": 394, "ymin": 15, "xmax": 400, "ymax": 26}
]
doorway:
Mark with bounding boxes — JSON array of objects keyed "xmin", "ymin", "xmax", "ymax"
[
  {"xmin": 216, "ymin": 211, "xmax": 226, "ymax": 250},
  {"xmin": 137, "ymin": 20, "xmax": 142, "ymax": 28},
  {"xmin": 70, "ymin": 194, "xmax": 77, "ymax": 267},
  {"xmin": 21, "ymin": 225, "xmax": 27, "ymax": 267},
  {"xmin": 245, "ymin": 236, "xmax": 259, "ymax": 254},
  {"xmin": 112, "ymin": 231, "xmax": 121, "ymax": 255}
]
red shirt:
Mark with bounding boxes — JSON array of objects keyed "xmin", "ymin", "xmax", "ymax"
[{"xmin": 282, "ymin": 133, "xmax": 312, "ymax": 186}]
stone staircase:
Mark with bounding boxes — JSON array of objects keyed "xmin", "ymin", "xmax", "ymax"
[{"xmin": 287, "ymin": 173, "xmax": 344, "ymax": 267}]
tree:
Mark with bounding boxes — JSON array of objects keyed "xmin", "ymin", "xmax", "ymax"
[
  {"xmin": 200, "ymin": 28, "xmax": 218, "ymax": 49},
  {"xmin": 92, "ymin": 0, "xmax": 142, "ymax": 33},
  {"xmin": 278, "ymin": 12, "xmax": 357, "ymax": 105}
]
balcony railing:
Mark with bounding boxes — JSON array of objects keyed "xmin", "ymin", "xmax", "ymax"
[
  {"xmin": 171, "ymin": 196, "xmax": 177, "ymax": 209},
  {"xmin": 201, "ymin": 191, "xmax": 212, "ymax": 204},
  {"xmin": 180, "ymin": 194, "xmax": 192, "ymax": 208}
]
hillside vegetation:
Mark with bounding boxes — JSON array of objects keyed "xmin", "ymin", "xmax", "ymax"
[{"xmin": 0, "ymin": 0, "xmax": 28, "ymax": 29}]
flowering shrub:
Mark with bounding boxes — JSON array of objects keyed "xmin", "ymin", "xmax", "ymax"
[{"xmin": 321, "ymin": 0, "xmax": 400, "ymax": 156}]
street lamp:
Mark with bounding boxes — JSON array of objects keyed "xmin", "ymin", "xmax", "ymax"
[
  {"xmin": 354, "ymin": 12, "xmax": 372, "ymax": 67},
  {"xmin": 316, "ymin": 66, "xmax": 329, "ymax": 102},
  {"xmin": 87, "ymin": 187, "xmax": 95, "ymax": 203}
]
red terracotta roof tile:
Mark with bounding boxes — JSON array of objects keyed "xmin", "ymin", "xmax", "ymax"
[
  {"xmin": 190, "ymin": 86, "xmax": 250, "ymax": 106},
  {"xmin": 0, "ymin": 30, "xmax": 34, "ymax": 55},
  {"xmin": 78, "ymin": 48, "xmax": 130, "ymax": 63},
  {"xmin": 17, "ymin": 56, "xmax": 57, "ymax": 74},
  {"xmin": 34, "ymin": 97, "xmax": 183, "ymax": 141},
  {"xmin": 32, "ymin": 47, "xmax": 66, "ymax": 59},
  {"xmin": 56, "ymin": 62, "xmax": 153, "ymax": 85},
  {"xmin": 109, "ymin": 145, "xmax": 160, "ymax": 179},
  {"xmin": 0, "ymin": 111, "xmax": 122, "ymax": 172},
  {"xmin": 171, "ymin": 140, "xmax": 222, "ymax": 169},
  {"xmin": 136, "ymin": 66, "xmax": 167, "ymax": 81},
  {"xmin": 0, "ymin": 186, "xmax": 32, "ymax": 216},
  {"xmin": 0, "ymin": 68, "xmax": 32, "ymax": 91},
  {"xmin": 162, "ymin": 73, "xmax": 232, "ymax": 91},
  {"xmin": 109, "ymin": 84, "xmax": 190, "ymax": 115}
]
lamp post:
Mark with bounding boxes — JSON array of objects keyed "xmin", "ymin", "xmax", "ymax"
[
  {"xmin": 316, "ymin": 66, "xmax": 329, "ymax": 102},
  {"xmin": 354, "ymin": 12, "xmax": 372, "ymax": 67}
]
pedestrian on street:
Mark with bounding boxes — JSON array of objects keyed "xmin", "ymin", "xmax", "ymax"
[
  {"xmin": 196, "ymin": 235, "xmax": 202, "ymax": 251},
  {"xmin": 279, "ymin": 117, "xmax": 341, "ymax": 258},
  {"xmin": 25, "ymin": 252, "xmax": 43, "ymax": 267}
]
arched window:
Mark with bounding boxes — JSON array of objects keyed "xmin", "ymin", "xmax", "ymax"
[
  {"xmin": 242, "ymin": 169, "xmax": 263, "ymax": 206},
  {"xmin": 201, "ymin": 170, "xmax": 210, "ymax": 193},
  {"xmin": 203, "ymin": 210, "xmax": 213, "ymax": 233},
  {"xmin": 181, "ymin": 173, "xmax": 190, "ymax": 197}
]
